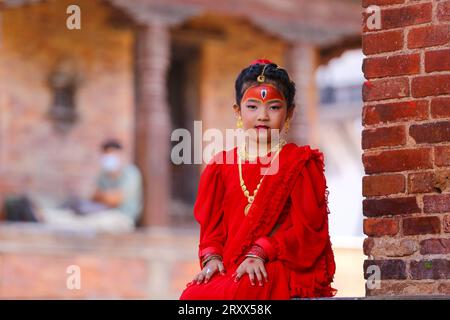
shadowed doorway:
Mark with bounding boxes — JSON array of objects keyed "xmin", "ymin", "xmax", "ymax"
[{"xmin": 168, "ymin": 41, "xmax": 201, "ymax": 226}]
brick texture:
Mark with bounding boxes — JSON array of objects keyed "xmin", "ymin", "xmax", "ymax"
[
  {"xmin": 363, "ymin": 100, "xmax": 429, "ymax": 125},
  {"xmin": 363, "ymin": 148, "xmax": 432, "ymax": 174},
  {"xmin": 425, "ymin": 49, "xmax": 450, "ymax": 72},
  {"xmin": 362, "ymin": 30, "xmax": 403, "ymax": 55},
  {"xmin": 410, "ymin": 259, "xmax": 450, "ymax": 280},
  {"xmin": 362, "ymin": 54, "xmax": 420, "ymax": 79},
  {"xmin": 407, "ymin": 25, "xmax": 450, "ymax": 49},
  {"xmin": 435, "ymin": 146, "xmax": 450, "ymax": 167},
  {"xmin": 363, "ymin": 259, "xmax": 407, "ymax": 280},
  {"xmin": 362, "ymin": 0, "xmax": 405, "ymax": 8},
  {"xmin": 362, "ymin": 3, "xmax": 432, "ymax": 32},
  {"xmin": 363, "ymin": 77, "xmax": 410, "ymax": 101},
  {"xmin": 420, "ymin": 239, "xmax": 450, "ymax": 255},
  {"xmin": 363, "ymin": 197, "xmax": 420, "ymax": 217},
  {"xmin": 362, "ymin": 0, "xmax": 450, "ymax": 294},
  {"xmin": 411, "ymin": 75, "xmax": 450, "ymax": 98},
  {"xmin": 367, "ymin": 238, "xmax": 418, "ymax": 257},
  {"xmin": 409, "ymin": 121, "xmax": 450, "ymax": 144},
  {"xmin": 407, "ymin": 172, "xmax": 435, "ymax": 194},
  {"xmin": 431, "ymin": 98, "xmax": 450, "ymax": 119},
  {"xmin": 444, "ymin": 215, "xmax": 450, "ymax": 233},
  {"xmin": 423, "ymin": 194, "xmax": 450, "ymax": 213},
  {"xmin": 363, "ymin": 218, "xmax": 400, "ymax": 237},
  {"xmin": 402, "ymin": 216, "xmax": 441, "ymax": 236},
  {"xmin": 363, "ymin": 174, "xmax": 405, "ymax": 196},
  {"xmin": 362, "ymin": 126, "xmax": 406, "ymax": 149},
  {"xmin": 437, "ymin": 1, "xmax": 450, "ymax": 22}
]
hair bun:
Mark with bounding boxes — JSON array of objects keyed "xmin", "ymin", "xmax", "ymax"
[{"xmin": 249, "ymin": 58, "xmax": 274, "ymax": 66}]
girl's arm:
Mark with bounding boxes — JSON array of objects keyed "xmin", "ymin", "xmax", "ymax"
[{"xmin": 194, "ymin": 152, "xmax": 227, "ymax": 267}]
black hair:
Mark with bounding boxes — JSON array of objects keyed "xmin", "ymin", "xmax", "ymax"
[
  {"xmin": 235, "ymin": 62, "xmax": 296, "ymax": 109},
  {"xmin": 101, "ymin": 138, "xmax": 123, "ymax": 152}
]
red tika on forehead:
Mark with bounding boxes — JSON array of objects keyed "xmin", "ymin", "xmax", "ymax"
[{"xmin": 242, "ymin": 84, "xmax": 285, "ymax": 103}]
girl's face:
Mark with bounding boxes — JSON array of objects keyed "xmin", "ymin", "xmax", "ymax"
[{"xmin": 234, "ymin": 84, "xmax": 292, "ymax": 144}]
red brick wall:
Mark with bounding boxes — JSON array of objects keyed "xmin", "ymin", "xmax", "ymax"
[{"xmin": 362, "ymin": 0, "xmax": 450, "ymax": 295}]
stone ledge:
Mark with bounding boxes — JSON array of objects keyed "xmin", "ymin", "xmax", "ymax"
[
  {"xmin": 0, "ymin": 222, "xmax": 199, "ymax": 299},
  {"xmin": 0, "ymin": 222, "xmax": 198, "ymax": 258}
]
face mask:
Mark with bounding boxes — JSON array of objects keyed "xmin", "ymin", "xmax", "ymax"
[{"xmin": 101, "ymin": 154, "xmax": 121, "ymax": 172}]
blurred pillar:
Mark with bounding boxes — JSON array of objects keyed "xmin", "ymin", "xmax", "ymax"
[
  {"xmin": 134, "ymin": 22, "xmax": 171, "ymax": 227},
  {"xmin": 286, "ymin": 42, "xmax": 320, "ymax": 147}
]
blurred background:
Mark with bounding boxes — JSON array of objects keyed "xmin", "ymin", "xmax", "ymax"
[{"xmin": 0, "ymin": 0, "xmax": 364, "ymax": 298}]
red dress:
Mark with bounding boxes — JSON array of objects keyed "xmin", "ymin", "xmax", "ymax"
[{"xmin": 179, "ymin": 143, "xmax": 337, "ymax": 300}]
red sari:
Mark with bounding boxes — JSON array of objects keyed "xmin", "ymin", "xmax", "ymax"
[{"xmin": 179, "ymin": 143, "xmax": 337, "ymax": 300}]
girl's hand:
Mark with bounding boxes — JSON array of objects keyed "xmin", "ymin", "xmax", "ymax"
[
  {"xmin": 233, "ymin": 257, "xmax": 268, "ymax": 286},
  {"xmin": 192, "ymin": 258, "xmax": 226, "ymax": 284}
]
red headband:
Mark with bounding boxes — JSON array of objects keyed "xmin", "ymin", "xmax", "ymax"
[{"xmin": 249, "ymin": 58, "xmax": 273, "ymax": 66}]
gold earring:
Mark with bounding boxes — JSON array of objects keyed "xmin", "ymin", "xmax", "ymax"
[
  {"xmin": 237, "ymin": 116, "xmax": 243, "ymax": 129},
  {"xmin": 284, "ymin": 119, "xmax": 290, "ymax": 135}
]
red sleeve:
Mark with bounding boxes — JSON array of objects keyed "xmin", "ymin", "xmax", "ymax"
[
  {"xmin": 194, "ymin": 152, "xmax": 227, "ymax": 267},
  {"xmin": 253, "ymin": 152, "xmax": 331, "ymax": 271}
]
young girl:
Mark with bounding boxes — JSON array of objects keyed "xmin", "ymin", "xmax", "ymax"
[{"xmin": 179, "ymin": 59, "xmax": 337, "ymax": 300}]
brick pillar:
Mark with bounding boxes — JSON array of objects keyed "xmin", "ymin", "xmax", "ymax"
[
  {"xmin": 362, "ymin": 0, "xmax": 450, "ymax": 296},
  {"xmin": 286, "ymin": 42, "xmax": 320, "ymax": 147},
  {"xmin": 134, "ymin": 22, "xmax": 171, "ymax": 227}
]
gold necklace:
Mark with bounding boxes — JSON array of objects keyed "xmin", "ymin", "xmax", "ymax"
[
  {"xmin": 237, "ymin": 139, "xmax": 286, "ymax": 161},
  {"xmin": 237, "ymin": 141, "xmax": 286, "ymax": 216}
]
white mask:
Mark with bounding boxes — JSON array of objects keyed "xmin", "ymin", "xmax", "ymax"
[{"xmin": 101, "ymin": 154, "xmax": 121, "ymax": 172}]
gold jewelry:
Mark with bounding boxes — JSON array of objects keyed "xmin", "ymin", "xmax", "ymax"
[
  {"xmin": 237, "ymin": 139, "xmax": 286, "ymax": 161},
  {"xmin": 237, "ymin": 140, "xmax": 286, "ymax": 216},
  {"xmin": 201, "ymin": 254, "xmax": 222, "ymax": 268},
  {"xmin": 236, "ymin": 116, "xmax": 243, "ymax": 129},
  {"xmin": 284, "ymin": 119, "xmax": 290, "ymax": 135},
  {"xmin": 257, "ymin": 64, "xmax": 269, "ymax": 83},
  {"xmin": 244, "ymin": 254, "xmax": 265, "ymax": 262}
]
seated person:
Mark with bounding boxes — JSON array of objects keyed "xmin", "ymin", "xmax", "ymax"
[
  {"xmin": 91, "ymin": 139, "xmax": 143, "ymax": 226},
  {"xmin": 36, "ymin": 138, "xmax": 143, "ymax": 233}
]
